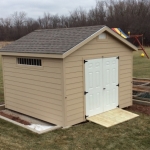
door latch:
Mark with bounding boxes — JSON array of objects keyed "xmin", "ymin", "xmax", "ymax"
[
  {"xmin": 116, "ymin": 84, "xmax": 119, "ymax": 87},
  {"xmin": 84, "ymin": 91, "xmax": 88, "ymax": 95},
  {"xmin": 84, "ymin": 60, "xmax": 88, "ymax": 63}
]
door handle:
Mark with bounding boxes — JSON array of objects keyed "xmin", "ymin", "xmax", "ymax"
[{"xmin": 103, "ymin": 88, "xmax": 106, "ymax": 90}]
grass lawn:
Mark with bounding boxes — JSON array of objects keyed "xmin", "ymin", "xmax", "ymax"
[{"xmin": 0, "ymin": 112, "xmax": 150, "ymax": 150}]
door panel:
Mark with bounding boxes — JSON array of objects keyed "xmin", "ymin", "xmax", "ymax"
[
  {"xmin": 103, "ymin": 57, "xmax": 118, "ymax": 112},
  {"xmin": 85, "ymin": 59, "xmax": 103, "ymax": 116},
  {"xmin": 85, "ymin": 57, "xmax": 118, "ymax": 117}
]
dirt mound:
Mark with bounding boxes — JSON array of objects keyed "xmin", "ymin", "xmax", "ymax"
[{"xmin": 0, "ymin": 111, "xmax": 31, "ymax": 125}]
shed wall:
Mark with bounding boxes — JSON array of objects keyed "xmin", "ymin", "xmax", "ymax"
[
  {"xmin": 64, "ymin": 32, "xmax": 133, "ymax": 126},
  {"xmin": 2, "ymin": 56, "xmax": 64, "ymax": 126}
]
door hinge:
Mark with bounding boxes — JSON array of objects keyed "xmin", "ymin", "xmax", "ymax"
[
  {"xmin": 84, "ymin": 91, "xmax": 88, "ymax": 95},
  {"xmin": 117, "ymin": 105, "xmax": 119, "ymax": 108},
  {"xmin": 85, "ymin": 115, "xmax": 89, "ymax": 119},
  {"xmin": 84, "ymin": 60, "xmax": 88, "ymax": 63},
  {"xmin": 116, "ymin": 56, "xmax": 119, "ymax": 59},
  {"xmin": 116, "ymin": 84, "xmax": 119, "ymax": 87}
]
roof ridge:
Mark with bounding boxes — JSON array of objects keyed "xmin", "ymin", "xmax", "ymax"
[{"xmin": 35, "ymin": 25, "xmax": 105, "ymax": 32}]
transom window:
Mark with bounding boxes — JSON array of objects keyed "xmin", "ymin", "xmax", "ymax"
[{"xmin": 17, "ymin": 58, "xmax": 42, "ymax": 66}]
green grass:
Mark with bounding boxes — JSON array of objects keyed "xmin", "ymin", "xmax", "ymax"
[
  {"xmin": 133, "ymin": 47, "xmax": 150, "ymax": 78},
  {"xmin": 0, "ymin": 112, "xmax": 150, "ymax": 150}
]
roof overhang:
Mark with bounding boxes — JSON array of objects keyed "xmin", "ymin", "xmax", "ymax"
[{"xmin": 0, "ymin": 52, "xmax": 63, "ymax": 58}]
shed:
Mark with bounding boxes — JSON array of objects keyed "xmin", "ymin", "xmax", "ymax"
[{"xmin": 0, "ymin": 25, "xmax": 138, "ymax": 127}]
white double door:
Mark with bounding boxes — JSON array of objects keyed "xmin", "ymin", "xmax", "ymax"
[{"xmin": 85, "ymin": 57, "xmax": 118, "ymax": 117}]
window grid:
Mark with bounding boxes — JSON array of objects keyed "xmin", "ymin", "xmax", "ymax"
[{"xmin": 17, "ymin": 58, "xmax": 42, "ymax": 66}]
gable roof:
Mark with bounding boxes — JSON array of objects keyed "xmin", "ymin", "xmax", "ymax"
[{"xmin": 0, "ymin": 25, "xmax": 138, "ymax": 58}]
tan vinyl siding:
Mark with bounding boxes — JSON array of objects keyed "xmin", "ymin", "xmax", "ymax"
[
  {"xmin": 3, "ymin": 56, "xmax": 64, "ymax": 126},
  {"xmin": 64, "ymin": 32, "xmax": 133, "ymax": 126}
]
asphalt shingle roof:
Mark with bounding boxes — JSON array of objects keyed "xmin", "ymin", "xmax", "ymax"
[{"xmin": 0, "ymin": 25, "xmax": 105, "ymax": 54}]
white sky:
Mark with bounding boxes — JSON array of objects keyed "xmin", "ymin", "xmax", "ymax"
[{"xmin": 0, "ymin": 0, "xmax": 97, "ymax": 19}]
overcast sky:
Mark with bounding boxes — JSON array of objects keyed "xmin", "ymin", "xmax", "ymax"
[{"xmin": 0, "ymin": 0, "xmax": 97, "ymax": 19}]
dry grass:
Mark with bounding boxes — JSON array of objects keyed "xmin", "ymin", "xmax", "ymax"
[{"xmin": 0, "ymin": 112, "xmax": 150, "ymax": 150}]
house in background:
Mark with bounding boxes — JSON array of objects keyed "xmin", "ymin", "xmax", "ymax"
[{"xmin": 0, "ymin": 25, "xmax": 137, "ymax": 127}]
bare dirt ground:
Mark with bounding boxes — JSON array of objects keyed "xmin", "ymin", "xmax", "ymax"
[{"xmin": 125, "ymin": 104, "xmax": 150, "ymax": 115}]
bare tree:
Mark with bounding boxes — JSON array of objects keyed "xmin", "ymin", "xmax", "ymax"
[
  {"xmin": 69, "ymin": 8, "xmax": 87, "ymax": 27},
  {"xmin": 1, "ymin": 0, "xmax": 150, "ymax": 45},
  {"xmin": 88, "ymin": 1, "xmax": 106, "ymax": 25},
  {"xmin": 25, "ymin": 18, "xmax": 39, "ymax": 32},
  {"xmin": 0, "ymin": 17, "xmax": 12, "ymax": 40},
  {"xmin": 37, "ymin": 13, "xmax": 54, "ymax": 28},
  {"xmin": 11, "ymin": 11, "xmax": 27, "ymax": 39}
]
